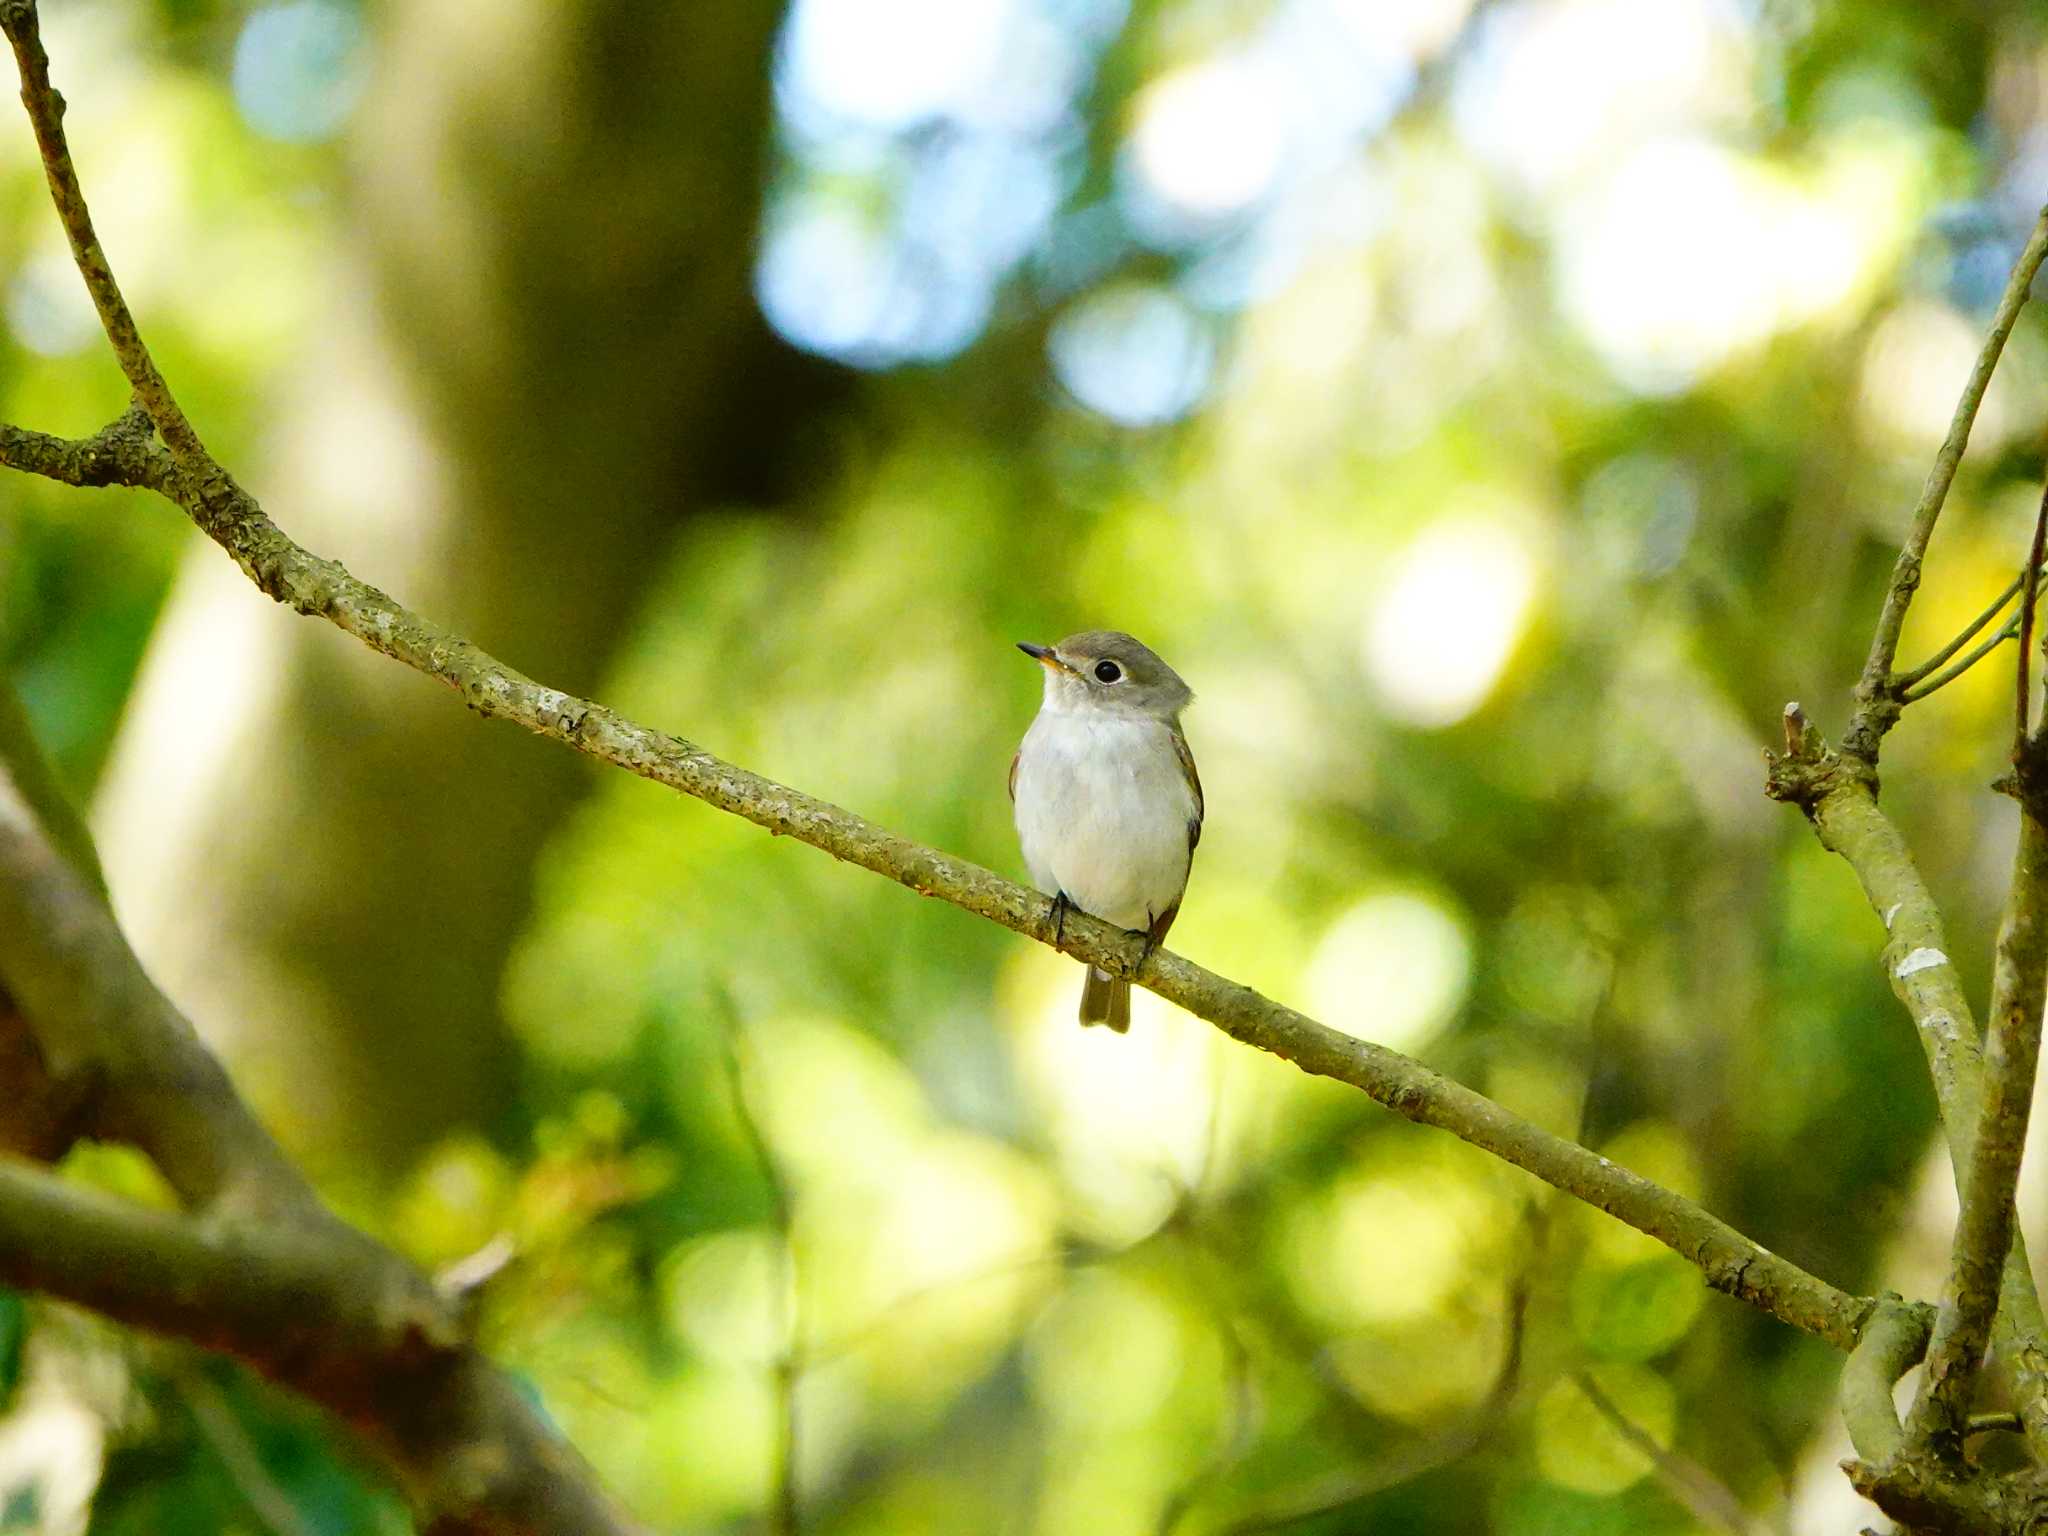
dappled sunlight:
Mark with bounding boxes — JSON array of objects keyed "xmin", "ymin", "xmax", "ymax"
[
  {"xmin": 1049, "ymin": 281, "xmax": 1215, "ymax": 425},
  {"xmin": 5, "ymin": 249, "xmax": 98, "ymax": 358},
  {"xmin": 660, "ymin": 1229, "xmax": 786, "ymax": 1367},
  {"xmin": 1859, "ymin": 298, "xmax": 2047, "ymax": 455},
  {"xmin": 231, "ymin": 0, "xmax": 366, "ymax": 142},
  {"xmin": 1330, "ymin": 1298, "xmax": 1514, "ymax": 1423}
]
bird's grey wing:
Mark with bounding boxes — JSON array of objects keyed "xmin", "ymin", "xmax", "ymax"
[
  {"xmin": 1008, "ymin": 749, "xmax": 1020, "ymax": 803},
  {"xmin": 1171, "ymin": 726, "xmax": 1203, "ymax": 853}
]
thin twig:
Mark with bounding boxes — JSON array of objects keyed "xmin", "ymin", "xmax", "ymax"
[
  {"xmin": 1845, "ymin": 202, "xmax": 2048, "ymax": 763},
  {"xmin": 172, "ymin": 1362, "xmax": 321, "ymax": 1536},
  {"xmin": 1898, "ymin": 616, "xmax": 2020, "ymax": 703},
  {"xmin": 1213, "ymin": 1271, "xmax": 1532, "ymax": 1536},
  {"xmin": 1573, "ymin": 1371, "xmax": 1768, "ymax": 1536},
  {"xmin": 2017, "ymin": 486, "xmax": 2048, "ymax": 750},
  {"xmin": 1896, "ymin": 571, "xmax": 2025, "ymax": 687},
  {"xmin": 0, "ymin": 3, "xmax": 203, "ymax": 463},
  {"xmin": 718, "ymin": 1009, "xmax": 800, "ymax": 1536}
]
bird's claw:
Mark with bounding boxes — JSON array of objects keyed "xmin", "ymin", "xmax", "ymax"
[
  {"xmin": 1135, "ymin": 924, "xmax": 1160, "ymax": 974},
  {"xmin": 1047, "ymin": 891, "xmax": 1072, "ymax": 948}
]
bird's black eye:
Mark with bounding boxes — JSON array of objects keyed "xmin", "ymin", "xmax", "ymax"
[{"xmin": 1093, "ymin": 660, "xmax": 1122, "ymax": 684}]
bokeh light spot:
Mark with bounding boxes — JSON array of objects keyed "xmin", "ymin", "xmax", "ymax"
[
  {"xmin": 1127, "ymin": 57, "xmax": 1287, "ymax": 225},
  {"xmin": 660, "ymin": 1229, "xmax": 786, "ymax": 1366},
  {"xmin": 1048, "ymin": 282, "xmax": 1214, "ymax": 425},
  {"xmin": 5, "ymin": 249, "xmax": 99, "ymax": 357},
  {"xmin": 232, "ymin": 0, "xmax": 367, "ymax": 143},
  {"xmin": 1364, "ymin": 512, "xmax": 1542, "ymax": 729},
  {"xmin": 778, "ymin": 0, "xmax": 1015, "ymax": 132},
  {"xmin": 1304, "ymin": 889, "xmax": 1470, "ymax": 1051}
]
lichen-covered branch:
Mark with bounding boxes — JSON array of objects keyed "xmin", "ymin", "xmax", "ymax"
[
  {"xmin": 0, "ymin": 1, "xmax": 203, "ymax": 463},
  {"xmin": 0, "ymin": 0, "xmax": 1943, "ymax": 1513}
]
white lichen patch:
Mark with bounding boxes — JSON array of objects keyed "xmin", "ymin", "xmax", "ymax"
[
  {"xmin": 1882, "ymin": 903, "xmax": 1901, "ymax": 930},
  {"xmin": 1895, "ymin": 947, "xmax": 1948, "ymax": 978}
]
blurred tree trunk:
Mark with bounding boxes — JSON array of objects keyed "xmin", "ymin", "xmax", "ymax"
[{"xmin": 91, "ymin": 0, "xmax": 841, "ymax": 1175}]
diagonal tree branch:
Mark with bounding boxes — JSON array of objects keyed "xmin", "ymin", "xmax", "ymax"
[
  {"xmin": 0, "ymin": 3, "xmax": 1893, "ymax": 1360},
  {"xmin": 0, "ymin": 405, "xmax": 1891, "ymax": 1349},
  {"xmin": 0, "ymin": 695, "xmax": 639, "ymax": 1536},
  {"xmin": 0, "ymin": 0, "xmax": 1957, "ymax": 1513}
]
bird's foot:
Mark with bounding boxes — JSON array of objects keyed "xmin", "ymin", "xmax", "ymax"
[
  {"xmin": 1047, "ymin": 891, "xmax": 1073, "ymax": 948},
  {"xmin": 1134, "ymin": 917, "xmax": 1161, "ymax": 974}
]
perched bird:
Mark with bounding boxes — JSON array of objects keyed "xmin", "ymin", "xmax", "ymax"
[{"xmin": 1010, "ymin": 631, "xmax": 1202, "ymax": 1031}]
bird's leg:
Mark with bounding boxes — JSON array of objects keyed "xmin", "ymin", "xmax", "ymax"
[
  {"xmin": 1046, "ymin": 890, "xmax": 1073, "ymax": 948},
  {"xmin": 1134, "ymin": 911, "xmax": 1161, "ymax": 973}
]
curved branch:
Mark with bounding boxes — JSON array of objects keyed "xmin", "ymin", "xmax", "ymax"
[{"xmin": 1843, "ymin": 1295, "xmax": 1929, "ymax": 1466}]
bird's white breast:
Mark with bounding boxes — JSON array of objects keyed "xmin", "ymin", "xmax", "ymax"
[{"xmin": 1013, "ymin": 708, "xmax": 1195, "ymax": 932}]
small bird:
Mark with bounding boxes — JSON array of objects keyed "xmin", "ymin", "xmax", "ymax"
[{"xmin": 1010, "ymin": 631, "xmax": 1203, "ymax": 1031}]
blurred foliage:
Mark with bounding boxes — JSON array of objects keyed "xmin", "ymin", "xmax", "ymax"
[
  {"xmin": 0, "ymin": 1293, "xmax": 22, "ymax": 1412},
  {"xmin": 6, "ymin": 0, "xmax": 2048, "ymax": 1532}
]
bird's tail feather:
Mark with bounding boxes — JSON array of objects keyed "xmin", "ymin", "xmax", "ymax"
[{"xmin": 1079, "ymin": 967, "xmax": 1130, "ymax": 1032}]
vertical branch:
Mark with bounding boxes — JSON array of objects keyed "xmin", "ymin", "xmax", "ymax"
[
  {"xmin": 2018, "ymin": 487, "xmax": 2048, "ymax": 752},
  {"xmin": 1904, "ymin": 488, "xmax": 2048, "ymax": 1455}
]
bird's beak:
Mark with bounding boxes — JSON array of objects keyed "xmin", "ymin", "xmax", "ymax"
[{"xmin": 1018, "ymin": 642, "xmax": 1074, "ymax": 675}]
